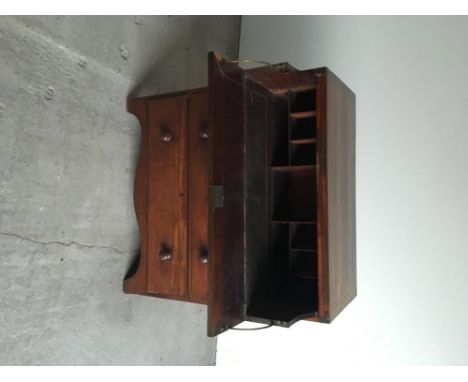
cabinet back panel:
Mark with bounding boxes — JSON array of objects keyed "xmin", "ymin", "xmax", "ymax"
[
  {"xmin": 290, "ymin": 116, "xmax": 317, "ymax": 140},
  {"xmin": 291, "ymin": 223, "xmax": 317, "ymax": 251},
  {"xmin": 290, "ymin": 90, "xmax": 317, "ymax": 113},
  {"xmin": 271, "ymin": 170, "xmax": 317, "ymax": 222}
]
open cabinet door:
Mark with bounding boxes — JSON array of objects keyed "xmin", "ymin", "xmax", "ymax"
[
  {"xmin": 207, "ymin": 52, "xmax": 246, "ymax": 336},
  {"xmin": 206, "ymin": 53, "xmax": 356, "ymax": 336}
]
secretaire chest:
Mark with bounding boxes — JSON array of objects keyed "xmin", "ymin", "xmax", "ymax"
[{"xmin": 124, "ymin": 52, "xmax": 356, "ymax": 337}]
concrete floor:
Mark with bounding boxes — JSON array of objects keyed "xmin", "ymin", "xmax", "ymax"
[{"xmin": 0, "ymin": 15, "xmax": 240, "ymax": 365}]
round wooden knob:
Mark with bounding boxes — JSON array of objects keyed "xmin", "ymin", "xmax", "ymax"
[
  {"xmin": 159, "ymin": 249, "xmax": 172, "ymax": 261},
  {"xmin": 199, "ymin": 124, "xmax": 209, "ymax": 139},
  {"xmin": 199, "ymin": 249, "xmax": 208, "ymax": 264},
  {"xmin": 161, "ymin": 130, "xmax": 172, "ymax": 142}
]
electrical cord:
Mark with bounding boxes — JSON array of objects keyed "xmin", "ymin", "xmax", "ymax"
[
  {"xmin": 226, "ymin": 58, "xmax": 272, "ymax": 68},
  {"xmin": 229, "ymin": 322, "xmax": 273, "ymax": 331}
]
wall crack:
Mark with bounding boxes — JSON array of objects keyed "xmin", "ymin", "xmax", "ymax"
[{"xmin": 0, "ymin": 231, "xmax": 124, "ymax": 254}]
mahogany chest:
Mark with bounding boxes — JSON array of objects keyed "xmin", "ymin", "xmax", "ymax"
[{"xmin": 124, "ymin": 52, "xmax": 356, "ymax": 337}]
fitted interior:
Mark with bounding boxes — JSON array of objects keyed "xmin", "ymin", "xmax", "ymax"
[{"xmin": 245, "ymin": 86, "xmax": 320, "ymax": 326}]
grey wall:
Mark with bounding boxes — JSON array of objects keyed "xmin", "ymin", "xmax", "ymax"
[
  {"xmin": 217, "ymin": 16, "xmax": 468, "ymax": 365},
  {"xmin": 0, "ymin": 15, "xmax": 240, "ymax": 365}
]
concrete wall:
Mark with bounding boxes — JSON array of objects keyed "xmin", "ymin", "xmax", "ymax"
[
  {"xmin": 217, "ymin": 16, "xmax": 468, "ymax": 365},
  {"xmin": 0, "ymin": 15, "xmax": 240, "ymax": 365}
]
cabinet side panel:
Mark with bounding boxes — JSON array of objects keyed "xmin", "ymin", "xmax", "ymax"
[
  {"xmin": 316, "ymin": 74, "xmax": 330, "ymax": 321},
  {"xmin": 188, "ymin": 91, "xmax": 209, "ymax": 303},
  {"xmin": 326, "ymin": 70, "xmax": 357, "ymax": 321},
  {"xmin": 124, "ymin": 99, "xmax": 148, "ymax": 294},
  {"xmin": 147, "ymin": 96, "xmax": 188, "ymax": 297}
]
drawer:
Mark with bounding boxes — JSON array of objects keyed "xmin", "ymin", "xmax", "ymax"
[
  {"xmin": 187, "ymin": 91, "xmax": 209, "ymax": 303},
  {"xmin": 147, "ymin": 96, "xmax": 188, "ymax": 297}
]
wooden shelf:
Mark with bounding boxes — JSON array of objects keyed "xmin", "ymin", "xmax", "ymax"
[
  {"xmin": 290, "ymin": 248, "xmax": 317, "ymax": 252},
  {"xmin": 290, "ymin": 138, "xmax": 316, "ymax": 144},
  {"xmin": 271, "ymin": 165, "xmax": 316, "ymax": 172},
  {"xmin": 289, "ymin": 111, "xmax": 317, "ymax": 119},
  {"xmin": 271, "ymin": 220, "xmax": 317, "ymax": 224},
  {"xmin": 295, "ymin": 275, "xmax": 317, "ymax": 280}
]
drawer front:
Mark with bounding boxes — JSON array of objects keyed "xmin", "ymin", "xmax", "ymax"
[
  {"xmin": 188, "ymin": 91, "xmax": 209, "ymax": 303},
  {"xmin": 147, "ymin": 96, "xmax": 188, "ymax": 297}
]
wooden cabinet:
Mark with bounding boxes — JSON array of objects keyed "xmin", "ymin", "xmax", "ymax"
[{"xmin": 124, "ymin": 52, "xmax": 356, "ymax": 337}]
